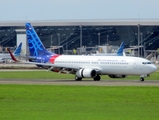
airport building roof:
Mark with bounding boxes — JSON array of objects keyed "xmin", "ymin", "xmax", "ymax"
[{"xmin": 0, "ymin": 19, "xmax": 159, "ymax": 26}]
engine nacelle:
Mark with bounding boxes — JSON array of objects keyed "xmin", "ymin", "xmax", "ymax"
[
  {"xmin": 108, "ymin": 75, "xmax": 126, "ymax": 78},
  {"xmin": 76, "ymin": 68, "xmax": 97, "ymax": 78}
]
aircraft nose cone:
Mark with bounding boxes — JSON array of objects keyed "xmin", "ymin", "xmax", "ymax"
[{"xmin": 152, "ymin": 65, "xmax": 158, "ymax": 72}]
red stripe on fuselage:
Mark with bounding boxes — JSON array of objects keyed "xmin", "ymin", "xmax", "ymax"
[{"xmin": 49, "ymin": 55, "xmax": 60, "ymax": 64}]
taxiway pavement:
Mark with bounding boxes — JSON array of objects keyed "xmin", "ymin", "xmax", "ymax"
[{"xmin": 0, "ymin": 79, "xmax": 159, "ymax": 86}]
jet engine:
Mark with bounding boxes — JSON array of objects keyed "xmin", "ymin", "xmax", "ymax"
[
  {"xmin": 76, "ymin": 68, "xmax": 97, "ymax": 78},
  {"xmin": 108, "ymin": 75, "xmax": 126, "ymax": 78}
]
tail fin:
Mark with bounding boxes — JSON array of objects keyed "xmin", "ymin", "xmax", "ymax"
[
  {"xmin": 25, "ymin": 23, "xmax": 54, "ymax": 57},
  {"xmin": 117, "ymin": 42, "xmax": 124, "ymax": 56},
  {"xmin": 7, "ymin": 48, "xmax": 18, "ymax": 62},
  {"xmin": 13, "ymin": 42, "xmax": 22, "ymax": 56}
]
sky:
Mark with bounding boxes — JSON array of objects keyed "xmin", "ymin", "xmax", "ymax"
[{"xmin": 0, "ymin": 0, "xmax": 159, "ymax": 21}]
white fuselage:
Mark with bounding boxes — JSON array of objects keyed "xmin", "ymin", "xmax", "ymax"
[
  {"xmin": 0, "ymin": 54, "xmax": 15, "ymax": 59},
  {"xmin": 52, "ymin": 55, "xmax": 157, "ymax": 76}
]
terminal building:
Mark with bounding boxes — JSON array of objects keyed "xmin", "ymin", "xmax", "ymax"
[{"xmin": 0, "ymin": 20, "xmax": 159, "ymax": 57}]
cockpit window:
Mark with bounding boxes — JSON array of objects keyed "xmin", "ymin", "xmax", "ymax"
[{"xmin": 142, "ymin": 62, "xmax": 152, "ymax": 65}]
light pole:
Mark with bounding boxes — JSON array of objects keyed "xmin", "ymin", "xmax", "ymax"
[
  {"xmin": 107, "ymin": 35, "xmax": 109, "ymax": 53},
  {"xmin": 140, "ymin": 33, "xmax": 143, "ymax": 57},
  {"xmin": 138, "ymin": 24, "xmax": 140, "ymax": 57},
  {"xmin": 66, "ymin": 41, "xmax": 68, "ymax": 55},
  {"xmin": 57, "ymin": 33, "xmax": 60, "ymax": 45},
  {"xmin": 57, "ymin": 33, "xmax": 60, "ymax": 54},
  {"xmin": 50, "ymin": 35, "xmax": 53, "ymax": 47},
  {"xmin": 98, "ymin": 33, "xmax": 100, "ymax": 46},
  {"xmin": 80, "ymin": 26, "xmax": 82, "ymax": 54}
]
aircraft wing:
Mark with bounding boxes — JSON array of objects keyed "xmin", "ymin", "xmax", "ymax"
[
  {"xmin": 24, "ymin": 61, "xmax": 60, "ymax": 67},
  {"xmin": 24, "ymin": 61, "xmax": 101, "ymax": 75}
]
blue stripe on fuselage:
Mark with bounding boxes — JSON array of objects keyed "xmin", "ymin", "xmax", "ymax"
[{"xmin": 32, "ymin": 55, "xmax": 53, "ymax": 63}]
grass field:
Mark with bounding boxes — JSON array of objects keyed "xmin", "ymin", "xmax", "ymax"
[
  {"xmin": 0, "ymin": 85, "xmax": 159, "ymax": 120},
  {"xmin": 0, "ymin": 70, "xmax": 158, "ymax": 120},
  {"xmin": 0, "ymin": 70, "xmax": 158, "ymax": 80}
]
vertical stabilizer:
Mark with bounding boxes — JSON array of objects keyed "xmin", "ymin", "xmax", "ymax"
[
  {"xmin": 25, "ymin": 23, "xmax": 54, "ymax": 57},
  {"xmin": 117, "ymin": 42, "xmax": 124, "ymax": 56},
  {"xmin": 13, "ymin": 42, "xmax": 22, "ymax": 56}
]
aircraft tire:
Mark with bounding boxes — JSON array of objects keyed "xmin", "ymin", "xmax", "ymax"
[
  {"xmin": 93, "ymin": 75, "xmax": 101, "ymax": 81},
  {"xmin": 140, "ymin": 77, "xmax": 144, "ymax": 82},
  {"xmin": 75, "ymin": 76, "xmax": 82, "ymax": 81}
]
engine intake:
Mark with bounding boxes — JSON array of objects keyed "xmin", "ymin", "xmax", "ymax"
[{"xmin": 76, "ymin": 68, "xmax": 97, "ymax": 78}]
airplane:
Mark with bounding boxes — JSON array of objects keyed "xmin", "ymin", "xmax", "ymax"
[
  {"xmin": 8, "ymin": 23, "xmax": 157, "ymax": 81},
  {"xmin": 0, "ymin": 58, "xmax": 5, "ymax": 63},
  {"xmin": 0, "ymin": 42, "xmax": 22, "ymax": 62},
  {"xmin": 91, "ymin": 41, "xmax": 125, "ymax": 56}
]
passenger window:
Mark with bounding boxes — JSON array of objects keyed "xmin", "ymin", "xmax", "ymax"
[{"xmin": 142, "ymin": 62, "xmax": 146, "ymax": 65}]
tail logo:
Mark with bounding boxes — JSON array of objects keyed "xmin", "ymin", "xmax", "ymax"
[
  {"xmin": 26, "ymin": 23, "xmax": 45, "ymax": 57},
  {"xmin": 13, "ymin": 42, "xmax": 22, "ymax": 56}
]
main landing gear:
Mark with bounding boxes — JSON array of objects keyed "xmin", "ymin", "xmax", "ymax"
[
  {"xmin": 93, "ymin": 75, "xmax": 101, "ymax": 81},
  {"xmin": 140, "ymin": 77, "xmax": 144, "ymax": 82},
  {"xmin": 75, "ymin": 76, "xmax": 82, "ymax": 81},
  {"xmin": 75, "ymin": 75, "xmax": 101, "ymax": 81}
]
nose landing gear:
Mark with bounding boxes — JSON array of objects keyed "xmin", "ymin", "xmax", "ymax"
[{"xmin": 140, "ymin": 74, "xmax": 149, "ymax": 82}]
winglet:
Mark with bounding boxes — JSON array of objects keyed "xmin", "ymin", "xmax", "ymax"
[{"xmin": 7, "ymin": 48, "xmax": 19, "ymax": 62}]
